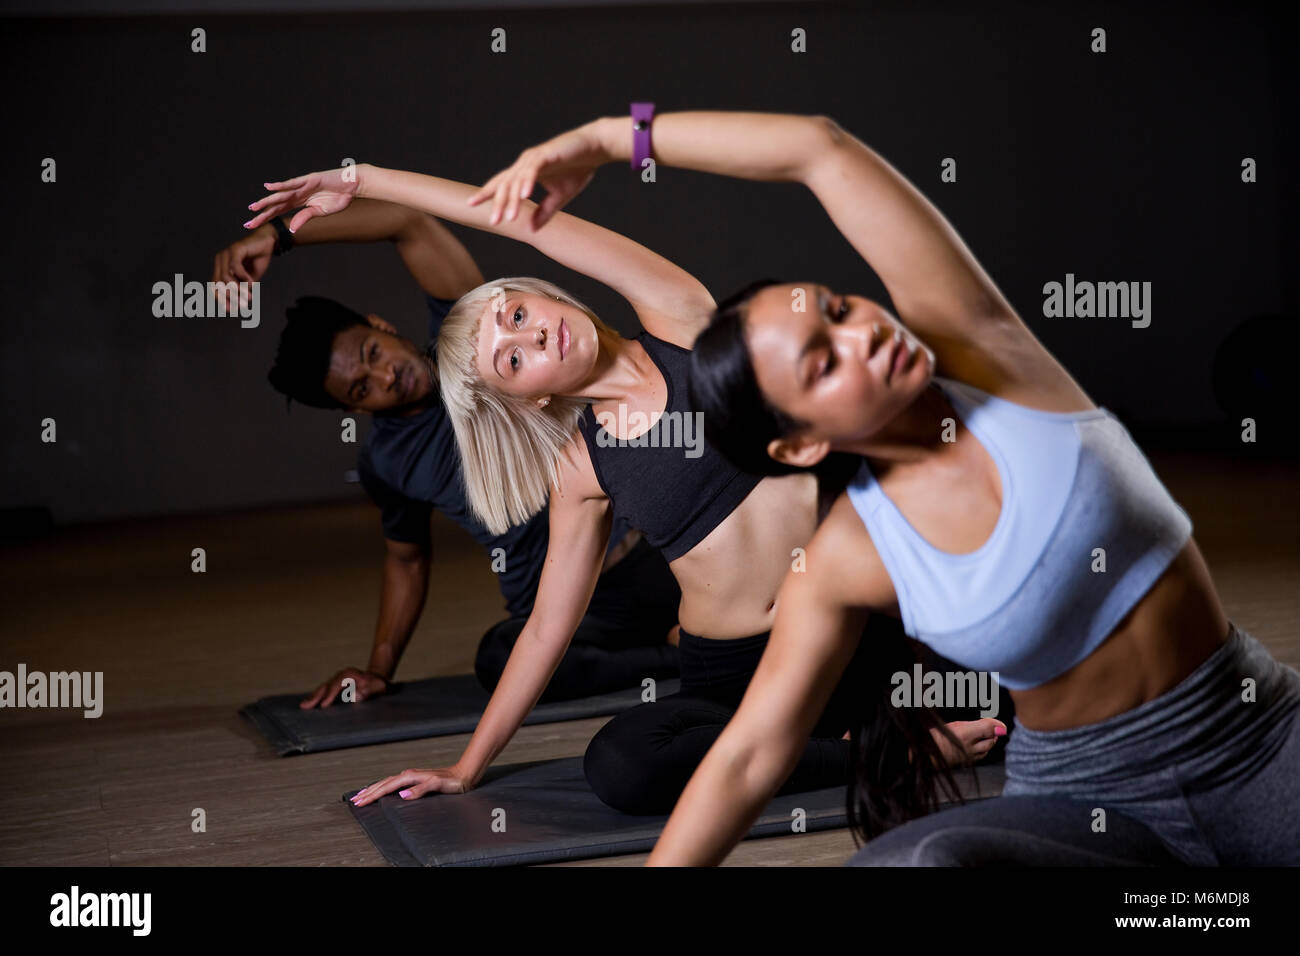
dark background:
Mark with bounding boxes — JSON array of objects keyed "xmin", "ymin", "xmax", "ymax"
[{"xmin": 1, "ymin": 0, "xmax": 1294, "ymax": 524}]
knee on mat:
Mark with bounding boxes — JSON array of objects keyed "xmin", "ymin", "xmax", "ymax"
[{"xmin": 583, "ymin": 722, "xmax": 674, "ymax": 816}]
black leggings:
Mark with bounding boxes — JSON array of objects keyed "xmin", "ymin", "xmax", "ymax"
[
  {"xmin": 475, "ymin": 535, "xmax": 682, "ymax": 703},
  {"xmin": 581, "ymin": 626, "xmax": 860, "ymax": 815},
  {"xmin": 583, "ymin": 617, "xmax": 1017, "ymax": 815}
]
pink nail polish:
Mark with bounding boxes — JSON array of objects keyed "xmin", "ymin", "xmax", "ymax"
[
  {"xmin": 994, "ymin": 725, "xmax": 1007, "ymax": 737},
  {"xmin": 399, "ymin": 789, "xmax": 412, "ymax": 799},
  {"xmin": 242, "ymin": 220, "xmax": 253, "ymax": 228}
]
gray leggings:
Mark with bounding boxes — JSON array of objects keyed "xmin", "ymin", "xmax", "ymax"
[{"xmin": 851, "ymin": 624, "xmax": 1300, "ymax": 866}]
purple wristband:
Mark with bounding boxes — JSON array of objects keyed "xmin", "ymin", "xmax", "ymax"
[{"xmin": 630, "ymin": 102, "xmax": 655, "ymax": 170}]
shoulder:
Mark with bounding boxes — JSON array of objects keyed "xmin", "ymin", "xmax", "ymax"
[
  {"xmin": 630, "ymin": 303, "xmax": 707, "ymax": 350},
  {"xmin": 796, "ymin": 489, "xmax": 897, "ymax": 613},
  {"xmin": 551, "ymin": 430, "xmax": 608, "ymax": 508}
]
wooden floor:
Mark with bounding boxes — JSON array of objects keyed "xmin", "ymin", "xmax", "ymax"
[{"xmin": 1, "ymin": 449, "xmax": 1296, "ymax": 867}]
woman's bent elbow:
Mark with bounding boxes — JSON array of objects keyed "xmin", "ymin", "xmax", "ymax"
[
  {"xmin": 800, "ymin": 116, "xmax": 847, "ymax": 180},
  {"xmin": 810, "ymin": 114, "xmax": 843, "ymax": 142}
]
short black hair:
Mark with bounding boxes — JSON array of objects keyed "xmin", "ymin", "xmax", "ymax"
[{"xmin": 267, "ymin": 296, "xmax": 369, "ymax": 410}]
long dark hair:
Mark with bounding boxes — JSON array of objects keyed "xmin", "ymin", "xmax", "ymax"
[
  {"xmin": 843, "ymin": 621, "xmax": 967, "ymax": 841},
  {"xmin": 689, "ymin": 278, "xmax": 968, "ymax": 839},
  {"xmin": 689, "ymin": 279, "xmax": 810, "ymax": 478}
]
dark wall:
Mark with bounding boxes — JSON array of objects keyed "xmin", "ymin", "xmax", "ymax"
[{"xmin": 2, "ymin": 0, "xmax": 1293, "ymax": 523}]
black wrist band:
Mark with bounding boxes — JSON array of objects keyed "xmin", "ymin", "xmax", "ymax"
[{"xmin": 271, "ymin": 216, "xmax": 295, "ymax": 256}]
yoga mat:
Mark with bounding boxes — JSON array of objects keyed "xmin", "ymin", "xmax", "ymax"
[
  {"xmin": 242, "ymin": 674, "xmax": 681, "ymax": 756},
  {"xmin": 344, "ymin": 755, "xmax": 1007, "ymax": 866}
]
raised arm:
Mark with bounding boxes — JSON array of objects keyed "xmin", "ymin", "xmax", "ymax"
[
  {"xmin": 586, "ymin": 114, "xmax": 1026, "ymax": 355},
  {"xmin": 295, "ymin": 199, "xmax": 486, "ymax": 300},
  {"xmin": 794, "ymin": 118, "xmax": 1094, "ymax": 407},
  {"xmin": 471, "ymin": 111, "xmax": 1034, "ymax": 363},
  {"xmin": 363, "ymin": 167, "xmax": 715, "ymax": 348},
  {"xmin": 245, "ymin": 166, "xmax": 715, "ymax": 350},
  {"xmin": 584, "ymin": 112, "xmax": 1019, "ymax": 334},
  {"xmin": 804, "ymin": 117, "xmax": 1016, "ymax": 326},
  {"xmin": 586, "ymin": 112, "xmax": 1098, "ymax": 404},
  {"xmin": 217, "ymin": 198, "xmax": 484, "ymax": 303},
  {"xmin": 349, "ymin": 440, "xmax": 613, "ymax": 806}
]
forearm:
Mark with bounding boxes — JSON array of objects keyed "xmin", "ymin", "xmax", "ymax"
[
  {"xmin": 455, "ymin": 618, "xmax": 572, "ymax": 785},
  {"xmin": 651, "ymin": 562, "xmax": 864, "ymax": 865},
  {"xmin": 456, "ymin": 506, "xmax": 606, "ymax": 785},
  {"xmin": 357, "ymin": 165, "xmax": 548, "ymax": 246},
  {"xmin": 287, "ymin": 196, "xmax": 421, "ymax": 246},
  {"xmin": 589, "ymin": 111, "xmax": 831, "ymax": 184},
  {"xmin": 366, "ymin": 554, "xmax": 431, "ymax": 680},
  {"xmin": 647, "ymin": 730, "xmax": 798, "ymax": 866},
  {"xmin": 286, "ymin": 193, "xmax": 482, "ymax": 299}
]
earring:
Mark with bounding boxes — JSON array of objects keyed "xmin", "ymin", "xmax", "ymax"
[{"xmin": 538, "ymin": 397, "xmax": 550, "ymax": 409}]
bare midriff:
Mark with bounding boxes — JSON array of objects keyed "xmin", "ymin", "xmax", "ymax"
[
  {"xmin": 669, "ymin": 472, "xmax": 819, "ymax": 639},
  {"xmin": 1011, "ymin": 540, "xmax": 1230, "ymax": 731}
]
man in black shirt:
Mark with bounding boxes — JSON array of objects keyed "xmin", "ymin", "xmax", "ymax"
[{"xmin": 213, "ymin": 199, "xmax": 680, "ymax": 708}]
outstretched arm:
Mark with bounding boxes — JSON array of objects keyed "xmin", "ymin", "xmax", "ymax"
[
  {"xmin": 216, "ymin": 198, "xmax": 484, "ymax": 303},
  {"xmin": 300, "ymin": 536, "xmax": 430, "ymax": 709},
  {"xmin": 349, "ymin": 440, "xmax": 613, "ymax": 805},
  {"xmin": 584, "ymin": 113, "xmax": 1091, "ymax": 404},
  {"xmin": 284, "ymin": 199, "xmax": 486, "ymax": 300},
  {"xmin": 472, "ymin": 111, "xmax": 1030, "ymax": 364},
  {"xmin": 245, "ymin": 166, "xmax": 715, "ymax": 349},
  {"xmin": 584, "ymin": 112, "xmax": 1017, "ymax": 332},
  {"xmin": 646, "ymin": 509, "xmax": 871, "ymax": 866},
  {"xmin": 455, "ymin": 451, "xmax": 613, "ymax": 785},
  {"xmin": 646, "ymin": 491, "xmax": 1005, "ymax": 865}
]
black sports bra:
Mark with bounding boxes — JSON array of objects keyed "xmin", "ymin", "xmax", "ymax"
[{"xmin": 577, "ymin": 331, "xmax": 763, "ymax": 563}]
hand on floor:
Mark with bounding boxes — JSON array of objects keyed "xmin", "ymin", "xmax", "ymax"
[
  {"xmin": 300, "ymin": 668, "xmax": 389, "ymax": 709},
  {"xmin": 349, "ymin": 766, "xmax": 471, "ymax": 807}
]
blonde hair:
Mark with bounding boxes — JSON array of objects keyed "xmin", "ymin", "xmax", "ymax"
[{"xmin": 436, "ymin": 276, "xmax": 615, "ymax": 535}]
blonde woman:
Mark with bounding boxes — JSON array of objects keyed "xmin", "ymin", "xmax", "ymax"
[{"xmin": 244, "ymin": 114, "xmax": 1002, "ymax": 816}]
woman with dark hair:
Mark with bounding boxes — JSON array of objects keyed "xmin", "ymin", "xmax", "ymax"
[
  {"xmin": 578, "ymin": 117, "xmax": 1300, "ymax": 864},
  {"xmin": 243, "ymin": 111, "xmax": 1004, "ymax": 818}
]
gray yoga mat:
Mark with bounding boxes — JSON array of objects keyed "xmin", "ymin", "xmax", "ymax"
[
  {"xmin": 242, "ymin": 674, "xmax": 680, "ymax": 756},
  {"xmin": 344, "ymin": 755, "xmax": 1007, "ymax": 866}
]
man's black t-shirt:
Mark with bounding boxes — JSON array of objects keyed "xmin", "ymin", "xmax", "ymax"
[{"xmin": 357, "ymin": 294, "xmax": 628, "ymax": 618}]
